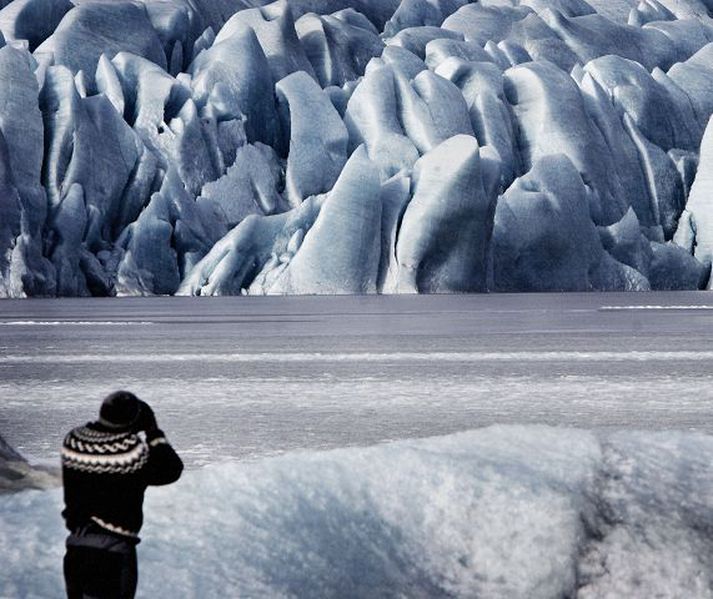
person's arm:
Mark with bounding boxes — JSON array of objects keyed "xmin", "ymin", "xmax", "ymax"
[
  {"xmin": 143, "ymin": 428, "xmax": 184, "ymax": 486},
  {"xmin": 133, "ymin": 401, "xmax": 184, "ymax": 486}
]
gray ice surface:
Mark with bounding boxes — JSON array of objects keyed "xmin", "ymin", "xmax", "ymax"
[{"xmin": 1, "ymin": 292, "xmax": 713, "ymax": 467}]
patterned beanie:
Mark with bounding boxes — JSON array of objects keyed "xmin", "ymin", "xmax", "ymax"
[{"xmin": 99, "ymin": 391, "xmax": 140, "ymax": 430}]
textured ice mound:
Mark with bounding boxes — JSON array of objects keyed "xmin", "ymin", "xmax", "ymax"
[
  {"xmin": 0, "ymin": 434, "xmax": 58, "ymax": 494},
  {"xmin": 1, "ymin": 426, "xmax": 712, "ymax": 597},
  {"xmin": 2, "ymin": 0, "xmax": 713, "ymax": 296}
]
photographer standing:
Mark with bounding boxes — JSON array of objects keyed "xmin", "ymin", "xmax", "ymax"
[{"xmin": 61, "ymin": 391, "xmax": 183, "ymax": 599}]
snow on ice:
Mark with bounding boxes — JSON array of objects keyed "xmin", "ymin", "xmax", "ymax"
[
  {"xmin": 1, "ymin": 0, "xmax": 713, "ymax": 296},
  {"xmin": 2, "ymin": 426, "xmax": 713, "ymax": 597}
]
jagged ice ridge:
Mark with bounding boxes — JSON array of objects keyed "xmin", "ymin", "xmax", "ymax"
[{"xmin": 2, "ymin": 0, "xmax": 713, "ymax": 296}]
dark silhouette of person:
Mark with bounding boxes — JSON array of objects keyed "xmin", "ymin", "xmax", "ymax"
[{"xmin": 61, "ymin": 391, "xmax": 183, "ymax": 598}]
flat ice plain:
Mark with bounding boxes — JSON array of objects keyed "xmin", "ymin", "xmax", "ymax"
[
  {"xmin": 2, "ymin": 293, "xmax": 713, "ymax": 597},
  {"xmin": 1, "ymin": 292, "xmax": 713, "ymax": 465}
]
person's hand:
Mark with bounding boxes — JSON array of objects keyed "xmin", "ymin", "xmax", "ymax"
[{"xmin": 132, "ymin": 400, "xmax": 158, "ymax": 433}]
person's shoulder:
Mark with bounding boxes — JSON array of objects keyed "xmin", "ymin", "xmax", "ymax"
[
  {"xmin": 63, "ymin": 422, "xmax": 135, "ymax": 447},
  {"xmin": 66, "ymin": 422, "xmax": 132, "ymax": 440},
  {"xmin": 61, "ymin": 423, "xmax": 148, "ymax": 475}
]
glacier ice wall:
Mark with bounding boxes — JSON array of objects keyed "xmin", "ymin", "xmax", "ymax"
[
  {"xmin": 2, "ymin": 426, "xmax": 713, "ymax": 596},
  {"xmin": 2, "ymin": 0, "xmax": 713, "ymax": 296}
]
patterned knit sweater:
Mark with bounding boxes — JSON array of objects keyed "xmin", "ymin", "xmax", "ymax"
[{"xmin": 62, "ymin": 422, "xmax": 183, "ymax": 540}]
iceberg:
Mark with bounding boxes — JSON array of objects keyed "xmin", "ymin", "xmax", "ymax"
[
  {"xmin": 522, "ymin": 0, "xmax": 595, "ymax": 18},
  {"xmin": 396, "ymin": 135, "xmax": 496, "ymax": 293},
  {"xmin": 197, "ymin": 142, "xmax": 283, "ymax": 234},
  {"xmin": 379, "ymin": 45, "xmax": 428, "ymax": 80},
  {"xmin": 343, "ymin": 62, "xmax": 420, "ymax": 178},
  {"xmin": 0, "ymin": 45, "xmax": 46, "ymax": 226},
  {"xmin": 623, "ymin": 117, "xmax": 686, "ymax": 239},
  {"xmin": 598, "ymin": 207, "xmax": 654, "ymax": 278},
  {"xmin": 0, "ymin": 44, "xmax": 54, "ymax": 296},
  {"xmin": 110, "ymin": 51, "xmax": 189, "ymax": 164},
  {"xmin": 215, "ymin": 1, "xmax": 316, "ymax": 84},
  {"xmin": 189, "ymin": 26, "xmax": 280, "ymax": 149},
  {"xmin": 384, "ymin": 0, "xmax": 469, "ymax": 36},
  {"xmin": 116, "ymin": 168, "xmax": 213, "ymax": 296},
  {"xmin": 585, "ymin": 54, "xmax": 697, "ymax": 152},
  {"xmin": 541, "ymin": 11, "xmax": 674, "ymax": 69},
  {"xmin": 0, "ymin": 131, "xmax": 22, "ymax": 298},
  {"xmin": 285, "ymin": 0, "xmax": 401, "ymax": 31},
  {"xmin": 648, "ymin": 240, "xmax": 710, "ymax": 290},
  {"xmin": 493, "ymin": 155, "xmax": 615, "ymax": 292},
  {"xmin": 264, "ymin": 146, "xmax": 382, "ymax": 294},
  {"xmin": 424, "ymin": 37, "xmax": 491, "ymax": 69},
  {"xmin": 376, "ymin": 172, "xmax": 411, "ymax": 293},
  {"xmin": 575, "ymin": 68, "xmax": 657, "ymax": 228},
  {"xmin": 178, "ymin": 195, "xmax": 324, "ymax": 296},
  {"xmin": 512, "ymin": 14, "xmax": 580, "ymax": 70},
  {"xmin": 387, "ymin": 24, "xmax": 463, "ymax": 58},
  {"xmin": 41, "ymin": 66, "xmax": 144, "ymax": 247},
  {"xmin": 0, "ymin": 0, "xmax": 711, "ymax": 296},
  {"xmin": 436, "ymin": 58, "xmax": 518, "ymax": 186},
  {"xmin": 48, "ymin": 183, "xmax": 89, "ymax": 296},
  {"xmin": 504, "ymin": 60, "xmax": 629, "ymax": 225},
  {"xmin": 295, "ymin": 9, "xmax": 384, "ymax": 87},
  {"xmin": 276, "ymin": 71, "xmax": 348, "ymax": 205},
  {"xmin": 678, "ymin": 116, "xmax": 713, "ymax": 283},
  {"xmin": 667, "ymin": 43, "xmax": 713, "ymax": 139},
  {"xmin": 36, "ymin": 2, "xmax": 167, "ymax": 92},
  {"xmin": 442, "ymin": 4, "xmax": 532, "ymax": 47},
  {"xmin": 0, "ymin": 0, "xmax": 71, "ymax": 51},
  {"xmin": 143, "ymin": 0, "xmax": 200, "ymax": 76}
]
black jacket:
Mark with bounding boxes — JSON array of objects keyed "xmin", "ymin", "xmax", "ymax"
[{"xmin": 61, "ymin": 422, "xmax": 183, "ymax": 541}]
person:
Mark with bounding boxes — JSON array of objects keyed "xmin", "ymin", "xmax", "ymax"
[{"xmin": 61, "ymin": 391, "xmax": 183, "ymax": 599}]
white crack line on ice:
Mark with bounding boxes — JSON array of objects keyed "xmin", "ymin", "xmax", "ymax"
[
  {"xmin": 2, "ymin": 351, "xmax": 713, "ymax": 363},
  {"xmin": 599, "ymin": 306, "xmax": 713, "ymax": 311},
  {"xmin": 0, "ymin": 321, "xmax": 156, "ymax": 326}
]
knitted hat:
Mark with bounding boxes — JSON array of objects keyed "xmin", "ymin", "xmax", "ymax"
[{"xmin": 99, "ymin": 391, "xmax": 140, "ymax": 430}]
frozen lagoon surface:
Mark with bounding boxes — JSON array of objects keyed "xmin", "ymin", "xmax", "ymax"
[
  {"xmin": 2, "ymin": 293, "xmax": 713, "ymax": 597},
  {"xmin": 2, "ymin": 292, "xmax": 713, "ymax": 466}
]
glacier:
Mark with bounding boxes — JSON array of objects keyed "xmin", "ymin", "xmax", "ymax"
[
  {"xmin": 2, "ymin": 426, "xmax": 713, "ymax": 597},
  {"xmin": 1, "ymin": 0, "xmax": 713, "ymax": 296}
]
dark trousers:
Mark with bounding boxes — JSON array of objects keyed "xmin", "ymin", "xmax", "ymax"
[{"xmin": 64, "ymin": 531, "xmax": 138, "ymax": 599}]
